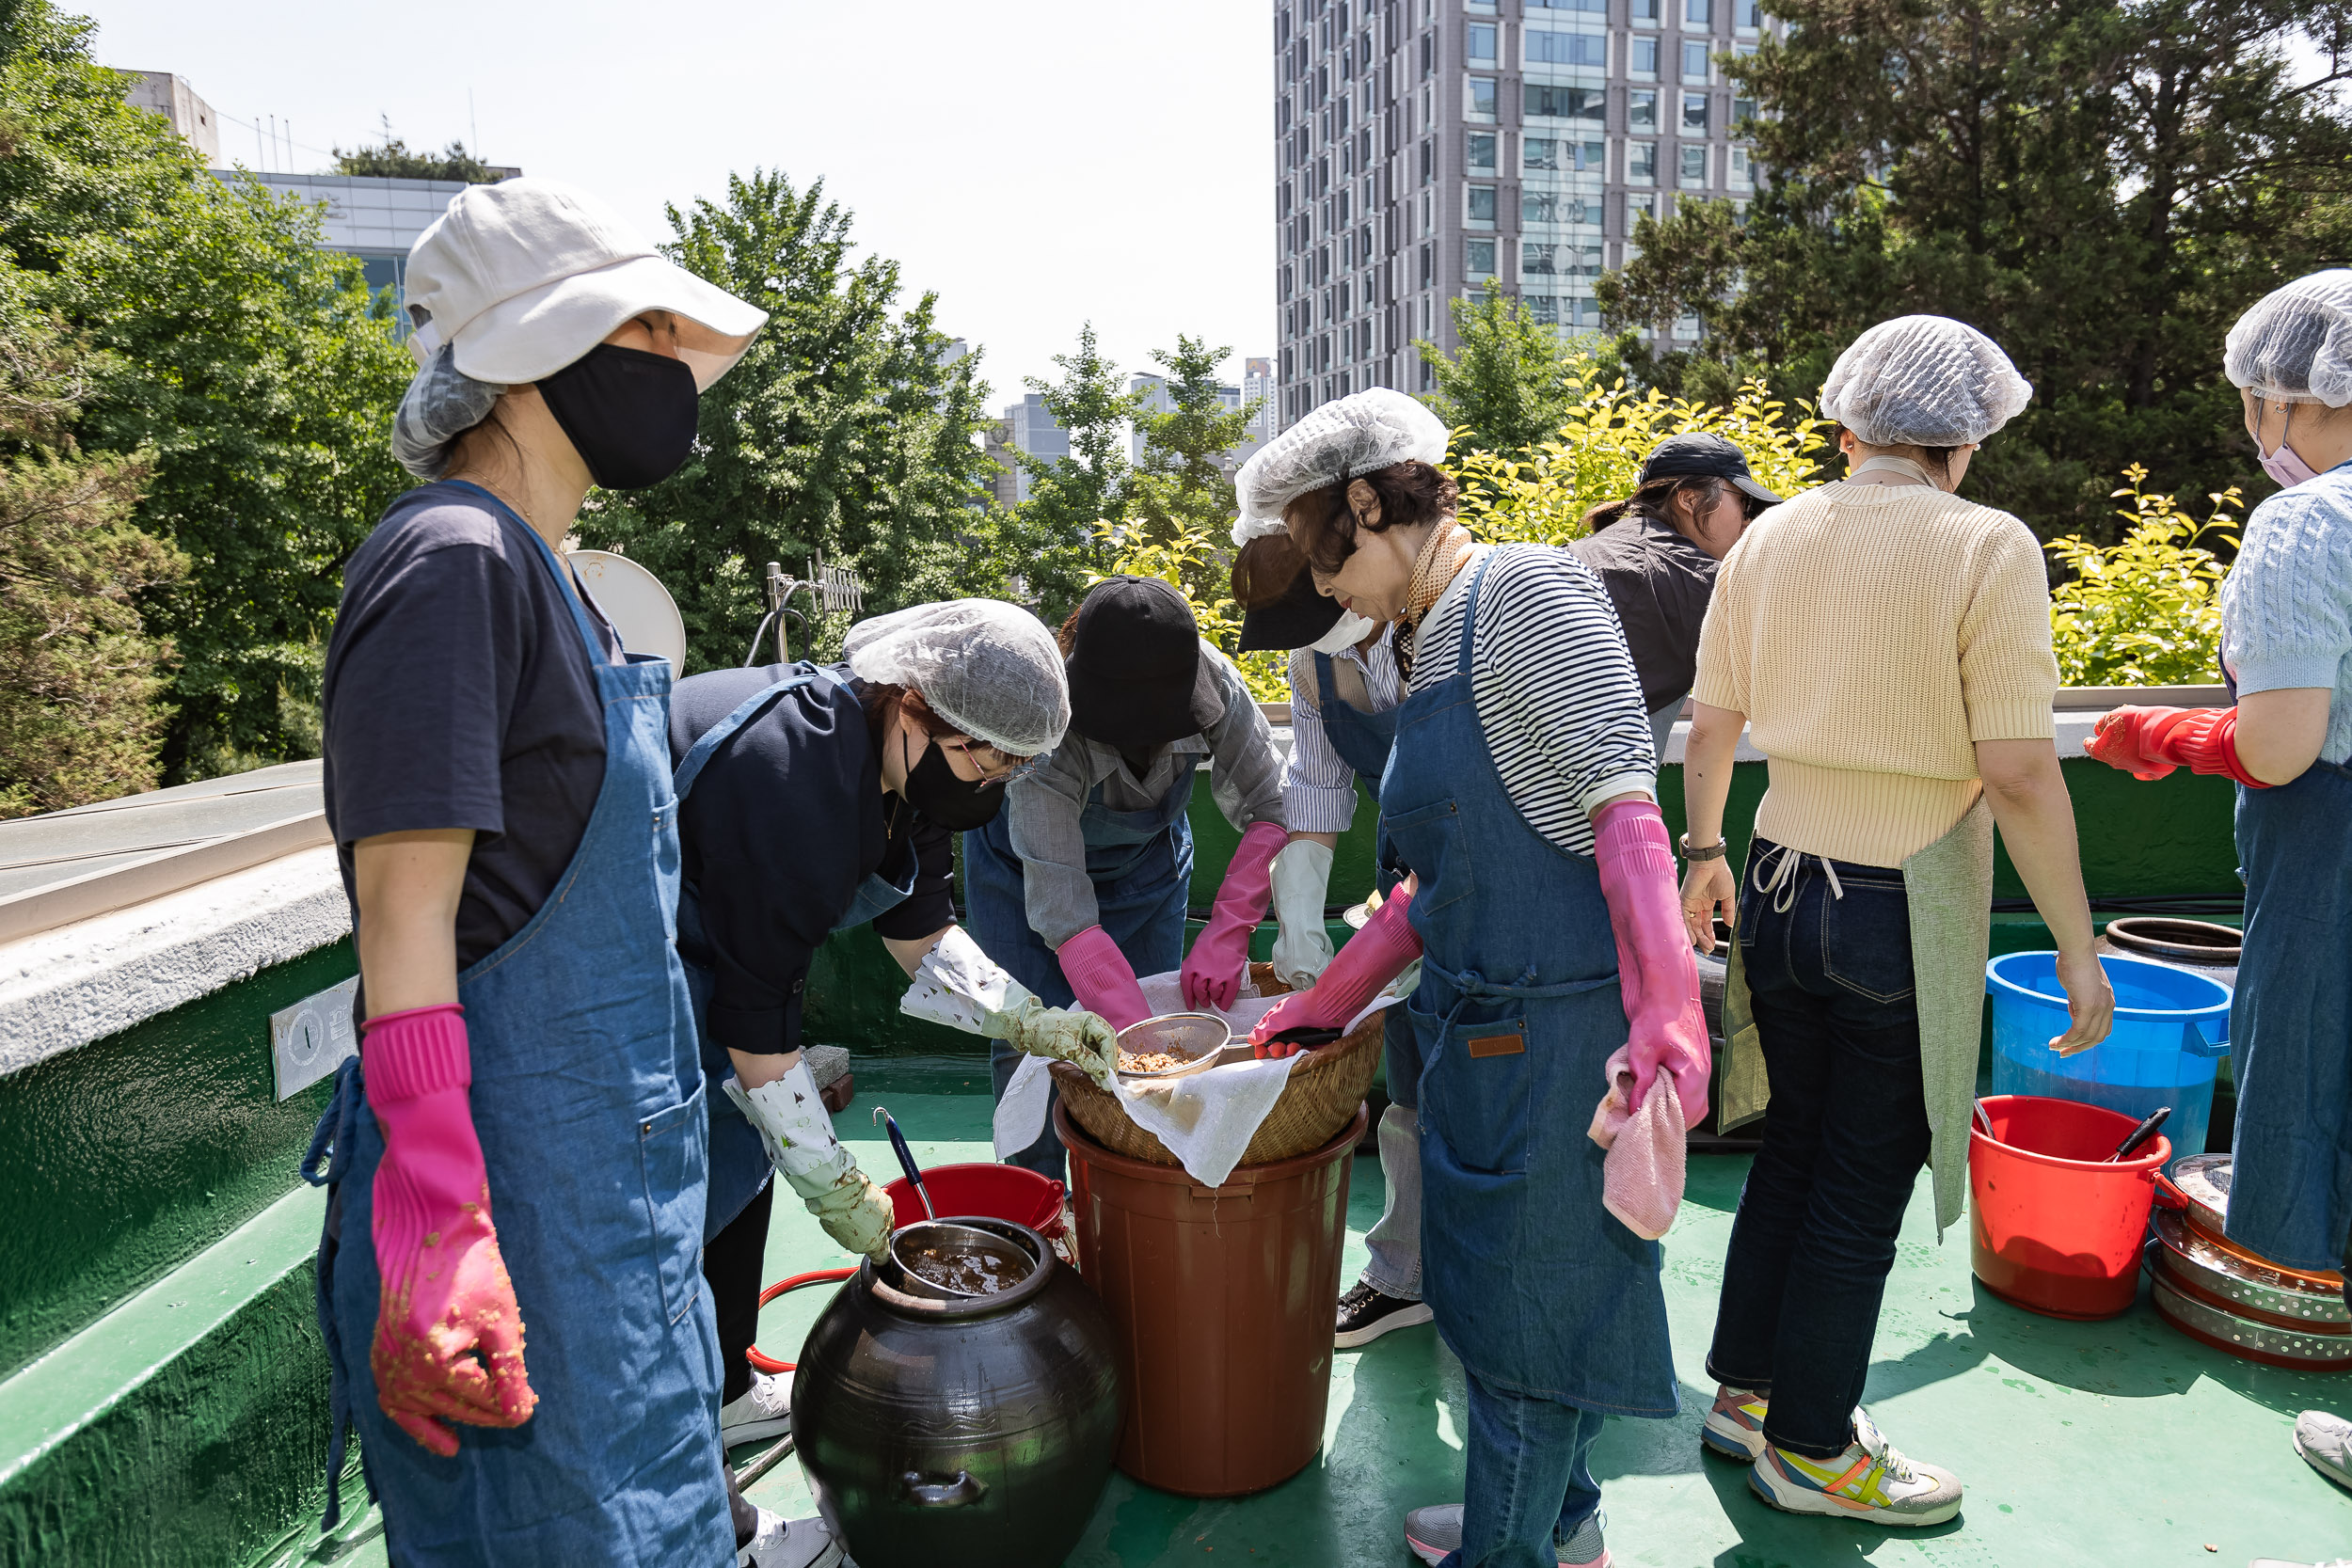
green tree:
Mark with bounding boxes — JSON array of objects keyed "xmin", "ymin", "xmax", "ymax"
[
  {"xmin": 1125, "ymin": 334, "xmax": 1260, "ymax": 605},
  {"xmin": 1599, "ymin": 0, "xmax": 2352, "ymax": 540},
  {"xmin": 332, "ymin": 122, "xmax": 501, "ymax": 183},
  {"xmin": 573, "ymin": 169, "xmax": 1000, "ymax": 670},
  {"xmin": 1415, "ymin": 290, "xmax": 1590, "ymax": 463},
  {"xmin": 0, "ymin": 264, "xmax": 183, "ymax": 816},
  {"xmin": 3, "ymin": 1, "xmax": 414, "ymax": 780},
  {"xmin": 996, "ymin": 324, "xmax": 1142, "ymax": 623}
]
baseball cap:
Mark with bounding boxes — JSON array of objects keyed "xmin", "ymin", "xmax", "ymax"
[{"xmin": 1637, "ymin": 433, "xmax": 1782, "ymax": 506}]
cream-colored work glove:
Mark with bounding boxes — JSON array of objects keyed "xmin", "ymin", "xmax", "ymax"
[
  {"xmin": 990, "ymin": 996, "xmax": 1119, "ymax": 1089},
  {"xmin": 1269, "ymin": 838, "xmax": 1337, "ymax": 991},
  {"xmin": 724, "ymin": 1060, "xmax": 893, "ymax": 1259}
]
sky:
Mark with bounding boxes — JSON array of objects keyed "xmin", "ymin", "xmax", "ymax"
[{"xmin": 79, "ymin": 0, "xmax": 1277, "ymax": 412}]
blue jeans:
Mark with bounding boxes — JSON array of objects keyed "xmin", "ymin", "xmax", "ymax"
[
  {"xmin": 1438, "ymin": 1369, "xmax": 1606, "ymax": 1568},
  {"xmin": 1704, "ymin": 838, "xmax": 1930, "ymax": 1459}
]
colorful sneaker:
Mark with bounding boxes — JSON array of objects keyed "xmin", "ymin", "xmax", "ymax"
[
  {"xmin": 1700, "ymin": 1385, "xmax": 1770, "ymax": 1461},
  {"xmin": 1403, "ymin": 1503, "xmax": 1609, "ymax": 1566},
  {"xmin": 1336, "ymin": 1280, "xmax": 1434, "ymax": 1348},
  {"xmin": 720, "ymin": 1370, "xmax": 794, "ymax": 1448},
  {"xmin": 1748, "ymin": 1411, "xmax": 1963, "ymax": 1527},
  {"xmin": 2295, "ymin": 1410, "xmax": 2352, "ymax": 1494}
]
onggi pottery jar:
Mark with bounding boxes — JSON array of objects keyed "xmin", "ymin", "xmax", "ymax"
[{"xmin": 790, "ymin": 1217, "xmax": 1124, "ymax": 1568}]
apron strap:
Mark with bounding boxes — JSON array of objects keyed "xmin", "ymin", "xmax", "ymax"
[
  {"xmin": 1451, "ymin": 548, "xmax": 1498, "ymax": 672},
  {"xmin": 671, "ymin": 666, "xmax": 849, "ymax": 800}
]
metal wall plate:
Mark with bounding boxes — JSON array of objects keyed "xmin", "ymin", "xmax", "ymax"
[{"xmin": 270, "ymin": 974, "xmax": 358, "ymax": 1101}]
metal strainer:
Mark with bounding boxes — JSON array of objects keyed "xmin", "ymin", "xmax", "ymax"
[{"xmin": 1113, "ymin": 1013, "xmax": 1232, "ymax": 1081}]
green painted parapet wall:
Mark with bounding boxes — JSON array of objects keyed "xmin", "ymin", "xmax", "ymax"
[{"xmin": 803, "ymin": 759, "xmax": 2242, "ymax": 1054}]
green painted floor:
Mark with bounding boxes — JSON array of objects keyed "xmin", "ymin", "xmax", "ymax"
[{"xmin": 273, "ymin": 1059, "xmax": 2352, "ymax": 1568}]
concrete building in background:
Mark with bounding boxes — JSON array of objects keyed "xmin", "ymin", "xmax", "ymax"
[
  {"xmin": 1273, "ymin": 0, "xmax": 1774, "ymax": 428},
  {"xmin": 240, "ymin": 174, "xmax": 478, "ymax": 309},
  {"xmin": 126, "ymin": 71, "xmax": 219, "ymax": 163},
  {"xmin": 997, "ymin": 393, "xmax": 1070, "ymax": 505},
  {"xmin": 1127, "ymin": 369, "xmax": 1275, "ymax": 469}
]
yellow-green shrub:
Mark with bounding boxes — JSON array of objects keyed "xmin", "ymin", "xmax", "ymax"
[
  {"xmin": 2044, "ymin": 467, "xmax": 2239, "ymax": 688},
  {"xmin": 1089, "ymin": 518, "xmax": 1289, "ymax": 703}
]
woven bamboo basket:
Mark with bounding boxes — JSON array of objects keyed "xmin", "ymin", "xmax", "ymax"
[{"xmin": 1050, "ymin": 962, "xmax": 1386, "ymax": 1168}]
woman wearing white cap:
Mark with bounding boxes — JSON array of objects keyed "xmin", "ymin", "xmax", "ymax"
[
  {"xmin": 1677, "ymin": 317, "xmax": 2111, "ymax": 1527},
  {"xmin": 309, "ymin": 179, "xmax": 771, "ymax": 1565},
  {"xmin": 2082, "ymin": 272, "xmax": 2352, "ymax": 1494},
  {"xmin": 1237, "ymin": 388, "xmax": 1707, "ymax": 1568}
]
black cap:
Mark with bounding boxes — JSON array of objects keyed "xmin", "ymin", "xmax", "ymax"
[
  {"xmin": 1235, "ymin": 557, "xmax": 1345, "ymax": 653},
  {"xmin": 1638, "ymin": 433, "xmax": 1782, "ymax": 505},
  {"xmin": 1065, "ymin": 577, "xmax": 1225, "ymax": 750}
]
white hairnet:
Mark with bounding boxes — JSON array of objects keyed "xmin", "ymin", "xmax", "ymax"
[
  {"xmin": 842, "ymin": 599, "xmax": 1070, "ymax": 755},
  {"xmin": 1231, "ymin": 387, "xmax": 1451, "ymax": 546},
  {"xmin": 2225, "ymin": 270, "xmax": 2352, "ymax": 407},
  {"xmin": 392, "ymin": 344, "xmax": 504, "ymax": 479},
  {"xmin": 1820, "ymin": 315, "xmax": 2034, "ymax": 448}
]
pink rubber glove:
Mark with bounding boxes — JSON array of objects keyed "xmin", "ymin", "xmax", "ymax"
[
  {"xmin": 1057, "ymin": 926, "xmax": 1151, "ymax": 1030},
  {"xmin": 2087, "ymin": 706, "xmax": 2269, "ymax": 788},
  {"xmin": 1594, "ymin": 800, "xmax": 1710, "ymax": 1126},
  {"xmin": 1248, "ymin": 883, "xmax": 1422, "ymax": 1057},
  {"xmin": 362, "ymin": 1004, "xmax": 536, "ymax": 1457},
  {"xmin": 1184, "ymin": 820, "xmax": 1289, "ymax": 1011}
]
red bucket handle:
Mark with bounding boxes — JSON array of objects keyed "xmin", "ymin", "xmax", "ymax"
[
  {"xmin": 2151, "ymin": 1171, "xmax": 2189, "ymax": 1212},
  {"xmin": 744, "ymin": 1267, "xmax": 858, "ymax": 1374}
]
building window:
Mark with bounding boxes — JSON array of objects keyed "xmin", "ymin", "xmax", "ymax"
[
  {"xmin": 1675, "ymin": 311, "xmax": 1701, "ymax": 341},
  {"xmin": 1522, "ymin": 243, "xmax": 1603, "ymax": 277},
  {"xmin": 1527, "ymin": 294, "xmax": 1559, "ymax": 325},
  {"xmin": 1467, "ymin": 185, "xmax": 1497, "ymax": 227},
  {"xmin": 1523, "ymin": 191, "xmax": 1593, "ymax": 226},
  {"xmin": 1683, "ymin": 40, "xmax": 1712, "ymax": 82},
  {"xmin": 1467, "ymin": 23, "xmax": 1497, "ymax": 62},
  {"xmin": 1686, "ymin": 0, "xmax": 1713, "ymax": 24},
  {"xmin": 1467, "ymin": 237, "xmax": 1497, "ymax": 277},
  {"xmin": 1628, "ymin": 141, "xmax": 1658, "ymax": 185},
  {"xmin": 1734, "ymin": 0, "xmax": 1761, "ymax": 29},
  {"xmin": 1680, "ymin": 143, "xmax": 1709, "ymax": 186},
  {"xmin": 1684, "ymin": 91, "xmax": 1710, "ymax": 132},
  {"xmin": 1629, "ymin": 0, "xmax": 1660, "ymax": 22},
  {"xmin": 1524, "ymin": 135, "xmax": 1604, "ymax": 172},
  {"xmin": 1623, "ymin": 191, "xmax": 1652, "ymax": 232},
  {"xmin": 1734, "ymin": 95, "xmax": 1757, "ymax": 126},
  {"xmin": 1528, "ymin": 0, "xmax": 1604, "ymax": 9},
  {"xmin": 1629, "ymin": 37, "xmax": 1660, "ymax": 79},
  {"xmin": 1527, "ymin": 29, "xmax": 1608, "ymax": 68},
  {"xmin": 1467, "ymin": 132, "xmax": 1497, "ymax": 172},
  {"xmin": 1729, "ymin": 145, "xmax": 1754, "ymax": 190},
  {"xmin": 1468, "ymin": 77, "xmax": 1498, "ymax": 119},
  {"xmin": 1629, "ymin": 88, "xmax": 1659, "ymax": 130},
  {"xmin": 1525, "ymin": 83, "xmax": 1605, "ymax": 122}
]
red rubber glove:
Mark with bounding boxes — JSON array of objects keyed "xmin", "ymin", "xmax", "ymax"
[
  {"xmin": 1248, "ymin": 883, "xmax": 1422, "ymax": 1057},
  {"xmin": 1593, "ymin": 800, "xmax": 1710, "ymax": 1125},
  {"xmin": 1184, "ymin": 820, "xmax": 1289, "ymax": 1011},
  {"xmin": 2087, "ymin": 705, "xmax": 2269, "ymax": 788},
  {"xmin": 362, "ymin": 1004, "xmax": 536, "ymax": 1457},
  {"xmin": 1057, "ymin": 926, "xmax": 1151, "ymax": 1030}
]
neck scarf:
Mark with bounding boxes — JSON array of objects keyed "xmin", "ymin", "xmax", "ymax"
[{"xmin": 1394, "ymin": 520, "xmax": 1478, "ymax": 680}]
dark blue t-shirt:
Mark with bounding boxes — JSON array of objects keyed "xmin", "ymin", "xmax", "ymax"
[
  {"xmin": 669, "ymin": 663, "xmax": 956, "ymax": 1057},
  {"xmin": 322, "ymin": 483, "xmax": 620, "ymax": 974}
]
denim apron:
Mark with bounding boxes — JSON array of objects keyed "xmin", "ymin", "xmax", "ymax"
[
  {"xmin": 1382, "ymin": 551, "xmax": 1677, "ymax": 1415},
  {"xmin": 671, "ymin": 667, "xmax": 915, "ymax": 1241},
  {"xmin": 2227, "ymin": 758, "xmax": 2352, "ymax": 1274},
  {"xmin": 962, "ymin": 762, "xmax": 1197, "ymax": 1007},
  {"xmin": 304, "ymin": 493, "xmax": 729, "ymax": 1565}
]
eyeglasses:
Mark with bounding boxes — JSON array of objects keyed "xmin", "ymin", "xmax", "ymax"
[{"xmin": 937, "ymin": 736, "xmax": 1044, "ymax": 787}]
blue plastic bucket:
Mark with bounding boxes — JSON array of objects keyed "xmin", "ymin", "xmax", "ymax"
[{"xmin": 1985, "ymin": 952, "xmax": 2232, "ymax": 1171}]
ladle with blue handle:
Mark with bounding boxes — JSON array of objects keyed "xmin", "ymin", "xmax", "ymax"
[{"xmin": 872, "ymin": 1105, "xmax": 933, "ymax": 1220}]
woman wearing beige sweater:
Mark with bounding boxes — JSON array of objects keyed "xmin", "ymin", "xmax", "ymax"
[{"xmin": 1676, "ymin": 317, "xmax": 2113, "ymax": 1528}]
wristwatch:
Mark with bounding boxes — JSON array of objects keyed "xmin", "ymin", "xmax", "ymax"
[{"xmin": 1678, "ymin": 833, "xmax": 1727, "ymax": 862}]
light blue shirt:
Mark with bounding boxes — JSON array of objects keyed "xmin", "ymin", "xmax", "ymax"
[{"xmin": 2222, "ymin": 460, "xmax": 2352, "ymax": 766}]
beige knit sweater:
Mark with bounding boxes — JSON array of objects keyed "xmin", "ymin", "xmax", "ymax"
[{"xmin": 1692, "ymin": 481, "xmax": 2058, "ymax": 868}]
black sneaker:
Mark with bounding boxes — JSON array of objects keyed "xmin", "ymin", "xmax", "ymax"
[{"xmin": 1336, "ymin": 1280, "xmax": 1434, "ymax": 1348}]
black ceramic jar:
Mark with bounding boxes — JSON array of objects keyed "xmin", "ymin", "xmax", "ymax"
[{"xmin": 790, "ymin": 1218, "xmax": 1124, "ymax": 1568}]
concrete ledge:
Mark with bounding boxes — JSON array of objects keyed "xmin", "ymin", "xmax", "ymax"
[
  {"xmin": 0, "ymin": 847, "xmax": 349, "ymax": 1078},
  {"xmin": 0, "ymin": 1184, "xmax": 338, "ymax": 1568}
]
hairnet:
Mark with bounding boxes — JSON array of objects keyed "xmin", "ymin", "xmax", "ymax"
[
  {"xmin": 392, "ymin": 344, "xmax": 504, "ymax": 479},
  {"xmin": 842, "ymin": 599, "xmax": 1071, "ymax": 756},
  {"xmin": 2225, "ymin": 270, "xmax": 2352, "ymax": 407},
  {"xmin": 1231, "ymin": 387, "xmax": 1451, "ymax": 546},
  {"xmin": 1819, "ymin": 315, "xmax": 2034, "ymax": 448}
]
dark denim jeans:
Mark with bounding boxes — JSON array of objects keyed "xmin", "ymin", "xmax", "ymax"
[{"xmin": 1705, "ymin": 836, "xmax": 1931, "ymax": 1459}]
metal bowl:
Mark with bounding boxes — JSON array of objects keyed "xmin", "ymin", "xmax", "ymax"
[
  {"xmin": 1114, "ymin": 1012, "xmax": 1233, "ymax": 1081},
  {"xmin": 889, "ymin": 1220, "xmax": 1037, "ymax": 1302}
]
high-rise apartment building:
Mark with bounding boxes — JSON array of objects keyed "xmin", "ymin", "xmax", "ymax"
[
  {"xmin": 997, "ymin": 392, "xmax": 1071, "ymax": 505},
  {"xmin": 1127, "ymin": 370, "xmax": 1275, "ymax": 469},
  {"xmin": 1273, "ymin": 0, "xmax": 1772, "ymax": 429}
]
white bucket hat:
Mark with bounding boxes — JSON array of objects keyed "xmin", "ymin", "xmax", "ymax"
[{"xmin": 403, "ymin": 178, "xmax": 767, "ymax": 391}]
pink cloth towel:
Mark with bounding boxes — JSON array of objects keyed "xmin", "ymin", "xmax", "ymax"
[{"xmin": 1589, "ymin": 1044, "xmax": 1687, "ymax": 1240}]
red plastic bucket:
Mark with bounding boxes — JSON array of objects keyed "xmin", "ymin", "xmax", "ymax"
[
  {"xmin": 882, "ymin": 1161, "xmax": 1066, "ymax": 1239},
  {"xmin": 1969, "ymin": 1094, "xmax": 2171, "ymax": 1320}
]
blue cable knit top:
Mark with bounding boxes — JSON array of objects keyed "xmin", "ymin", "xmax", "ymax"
[{"xmin": 2221, "ymin": 460, "xmax": 2352, "ymax": 766}]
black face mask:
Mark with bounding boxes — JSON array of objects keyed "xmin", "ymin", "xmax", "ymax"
[
  {"xmin": 536, "ymin": 343, "xmax": 699, "ymax": 490},
  {"xmin": 900, "ymin": 733, "xmax": 1005, "ymax": 832}
]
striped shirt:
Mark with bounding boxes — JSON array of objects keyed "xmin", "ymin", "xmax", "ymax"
[
  {"xmin": 1409, "ymin": 544, "xmax": 1658, "ymax": 855},
  {"xmin": 1282, "ymin": 624, "xmax": 1405, "ymax": 834}
]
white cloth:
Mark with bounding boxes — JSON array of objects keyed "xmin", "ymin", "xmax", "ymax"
[{"xmin": 992, "ymin": 969, "xmax": 1401, "ymax": 1187}]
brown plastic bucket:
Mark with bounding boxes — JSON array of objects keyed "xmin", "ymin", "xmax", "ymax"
[{"xmin": 1054, "ymin": 1099, "xmax": 1367, "ymax": 1497}]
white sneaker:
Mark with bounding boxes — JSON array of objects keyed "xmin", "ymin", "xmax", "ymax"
[
  {"xmin": 1747, "ymin": 1411, "xmax": 1963, "ymax": 1527},
  {"xmin": 1403, "ymin": 1503, "xmax": 1608, "ymax": 1565},
  {"xmin": 737, "ymin": 1509, "xmax": 840, "ymax": 1568},
  {"xmin": 721, "ymin": 1371, "xmax": 794, "ymax": 1448},
  {"xmin": 2294, "ymin": 1410, "xmax": 2352, "ymax": 1495}
]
